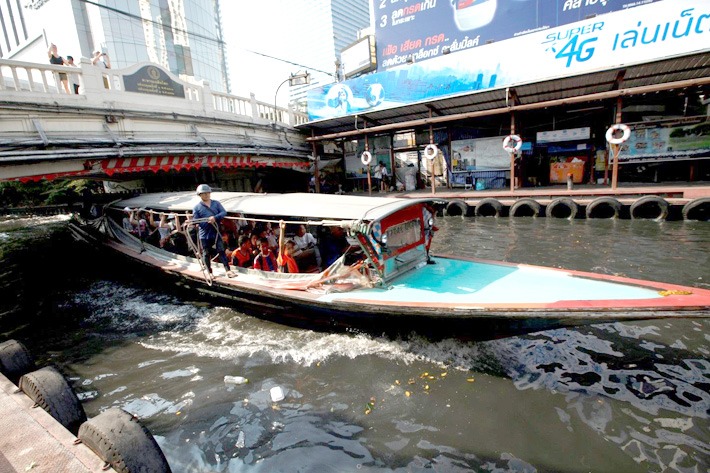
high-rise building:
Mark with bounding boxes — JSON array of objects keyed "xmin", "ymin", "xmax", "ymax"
[
  {"xmin": 280, "ymin": 0, "xmax": 371, "ymax": 110},
  {"xmin": 2, "ymin": 0, "xmax": 229, "ymax": 93}
]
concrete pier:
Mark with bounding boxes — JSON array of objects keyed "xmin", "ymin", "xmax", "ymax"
[{"xmin": 0, "ymin": 373, "xmax": 115, "ymax": 473}]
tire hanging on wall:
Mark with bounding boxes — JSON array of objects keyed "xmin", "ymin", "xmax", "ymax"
[
  {"xmin": 78, "ymin": 407, "xmax": 172, "ymax": 473},
  {"xmin": 586, "ymin": 197, "xmax": 622, "ymax": 219},
  {"xmin": 682, "ymin": 197, "xmax": 710, "ymax": 221},
  {"xmin": 546, "ymin": 198, "xmax": 579, "ymax": 219},
  {"xmin": 0, "ymin": 339, "xmax": 36, "ymax": 385},
  {"xmin": 19, "ymin": 366, "xmax": 87, "ymax": 435},
  {"xmin": 474, "ymin": 198, "xmax": 503, "ymax": 217},
  {"xmin": 509, "ymin": 198, "xmax": 541, "ymax": 217},
  {"xmin": 445, "ymin": 200, "xmax": 470, "ymax": 217},
  {"xmin": 630, "ymin": 196, "xmax": 669, "ymax": 221}
]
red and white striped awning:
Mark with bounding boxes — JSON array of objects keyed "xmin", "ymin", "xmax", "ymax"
[
  {"xmin": 11, "ymin": 169, "xmax": 89, "ymax": 183},
  {"xmin": 99, "ymin": 155, "xmax": 310, "ymax": 175},
  {"xmin": 101, "ymin": 156, "xmax": 204, "ymax": 175}
]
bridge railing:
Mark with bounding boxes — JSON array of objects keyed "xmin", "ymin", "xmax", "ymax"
[{"xmin": 0, "ymin": 58, "xmax": 308, "ymax": 127}]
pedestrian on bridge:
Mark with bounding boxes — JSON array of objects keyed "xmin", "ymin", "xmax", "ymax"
[{"xmin": 48, "ymin": 43, "xmax": 70, "ymax": 94}]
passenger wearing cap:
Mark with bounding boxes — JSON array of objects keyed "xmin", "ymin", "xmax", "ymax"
[{"xmin": 191, "ymin": 184, "xmax": 234, "ymax": 277}]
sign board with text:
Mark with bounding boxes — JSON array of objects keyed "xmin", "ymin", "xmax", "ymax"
[
  {"xmin": 308, "ymin": 0, "xmax": 706, "ymax": 121},
  {"xmin": 123, "ymin": 65, "xmax": 185, "ymax": 98}
]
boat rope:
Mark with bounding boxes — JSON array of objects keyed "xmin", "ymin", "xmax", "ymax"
[
  {"xmin": 131, "ymin": 209, "xmax": 355, "ymax": 229},
  {"xmin": 181, "ymin": 218, "xmax": 222, "ymax": 286}
]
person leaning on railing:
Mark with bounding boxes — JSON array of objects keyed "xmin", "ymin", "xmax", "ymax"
[{"xmin": 48, "ymin": 43, "xmax": 70, "ymax": 94}]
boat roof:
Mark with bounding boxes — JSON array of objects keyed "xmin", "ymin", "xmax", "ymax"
[{"xmin": 114, "ymin": 192, "xmax": 433, "ymax": 223}]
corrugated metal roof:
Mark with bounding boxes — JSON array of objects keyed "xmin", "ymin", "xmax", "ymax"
[{"xmin": 301, "ymin": 51, "xmax": 710, "ymax": 137}]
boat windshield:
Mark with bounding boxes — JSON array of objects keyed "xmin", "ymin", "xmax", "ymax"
[{"xmin": 385, "ymin": 219, "xmax": 421, "ymax": 250}]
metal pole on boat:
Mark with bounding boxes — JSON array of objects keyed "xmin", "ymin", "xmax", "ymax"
[
  {"xmin": 428, "ymin": 122, "xmax": 436, "ymax": 195},
  {"xmin": 510, "ymin": 113, "xmax": 516, "ymax": 192}
]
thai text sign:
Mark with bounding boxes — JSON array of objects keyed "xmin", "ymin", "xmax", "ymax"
[
  {"xmin": 123, "ymin": 65, "xmax": 185, "ymax": 98},
  {"xmin": 308, "ymin": 0, "xmax": 706, "ymax": 121}
]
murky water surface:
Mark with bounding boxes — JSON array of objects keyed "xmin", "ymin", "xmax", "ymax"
[{"xmin": 1, "ymin": 215, "xmax": 708, "ymax": 472}]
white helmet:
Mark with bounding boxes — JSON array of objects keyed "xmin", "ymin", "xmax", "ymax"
[{"xmin": 196, "ymin": 184, "xmax": 212, "ymax": 195}]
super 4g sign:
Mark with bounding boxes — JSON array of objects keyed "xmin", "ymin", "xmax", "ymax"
[{"xmin": 307, "ymin": 0, "xmax": 707, "ymax": 121}]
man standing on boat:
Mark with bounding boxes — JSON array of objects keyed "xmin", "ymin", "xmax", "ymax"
[{"xmin": 192, "ymin": 184, "xmax": 234, "ymax": 277}]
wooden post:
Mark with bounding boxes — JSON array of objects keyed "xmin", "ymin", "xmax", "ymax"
[
  {"xmin": 611, "ymin": 97, "xmax": 623, "ymax": 190},
  {"xmin": 311, "ymin": 133, "xmax": 320, "ymax": 193},
  {"xmin": 365, "ymin": 135, "xmax": 372, "ymax": 196}
]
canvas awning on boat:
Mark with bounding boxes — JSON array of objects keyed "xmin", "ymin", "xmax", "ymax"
[{"xmin": 115, "ymin": 192, "xmax": 434, "ymax": 223}]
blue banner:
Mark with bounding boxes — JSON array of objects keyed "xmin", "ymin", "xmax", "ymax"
[{"xmin": 307, "ymin": 0, "xmax": 707, "ymax": 121}]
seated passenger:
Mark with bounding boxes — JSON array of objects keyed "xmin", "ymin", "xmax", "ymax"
[
  {"xmin": 122, "ymin": 207, "xmax": 136, "ymax": 233},
  {"xmin": 264, "ymin": 222, "xmax": 279, "ymax": 250},
  {"xmin": 253, "ymin": 237, "xmax": 278, "ymax": 272},
  {"xmin": 151, "ymin": 212, "xmax": 178, "ymax": 250},
  {"xmin": 293, "ymin": 224, "xmax": 322, "ymax": 269},
  {"xmin": 321, "ymin": 225, "xmax": 349, "ymax": 268},
  {"xmin": 277, "ymin": 240, "xmax": 299, "ymax": 274},
  {"xmin": 231, "ymin": 235, "xmax": 253, "ymax": 268},
  {"xmin": 130, "ymin": 209, "xmax": 150, "ymax": 240}
]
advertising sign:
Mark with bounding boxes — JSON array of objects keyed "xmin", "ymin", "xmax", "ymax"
[
  {"xmin": 341, "ymin": 36, "xmax": 376, "ymax": 78},
  {"xmin": 616, "ymin": 122, "xmax": 710, "ymax": 163},
  {"xmin": 307, "ymin": 0, "xmax": 707, "ymax": 121},
  {"xmin": 373, "ymin": 0, "xmax": 665, "ymax": 72}
]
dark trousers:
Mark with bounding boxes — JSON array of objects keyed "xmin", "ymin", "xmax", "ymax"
[{"xmin": 201, "ymin": 237, "xmax": 230, "ymax": 273}]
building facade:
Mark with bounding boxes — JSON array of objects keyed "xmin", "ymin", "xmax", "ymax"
[{"xmin": 2, "ymin": 0, "xmax": 229, "ymax": 93}]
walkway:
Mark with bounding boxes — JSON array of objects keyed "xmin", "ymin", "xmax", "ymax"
[{"xmin": 0, "ymin": 373, "xmax": 114, "ymax": 473}]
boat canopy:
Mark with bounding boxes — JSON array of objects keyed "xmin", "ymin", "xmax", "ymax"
[{"xmin": 114, "ymin": 192, "xmax": 434, "ymax": 224}]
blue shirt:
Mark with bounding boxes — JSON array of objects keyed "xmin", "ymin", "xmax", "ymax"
[{"xmin": 192, "ymin": 199, "xmax": 227, "ymax": 240}]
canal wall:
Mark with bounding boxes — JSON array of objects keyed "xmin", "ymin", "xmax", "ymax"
[{"xmin": 404, "ymin": 185, "xmax": 710, "ymax": 221}]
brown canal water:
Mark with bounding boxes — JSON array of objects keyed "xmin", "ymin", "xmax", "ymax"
[{"xmin": 0, "ymin": 215, "xmax": 708, "ymax": 472}]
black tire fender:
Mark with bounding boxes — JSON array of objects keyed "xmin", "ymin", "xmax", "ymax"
[
  {"xmin": 78, "ymin": 407, "xmax": 172, "ymax": 473},
  {"xmin": 630, "ymin": 196, "xmax": 669, "ymax": 221},
  {"xmin": 546, "ymin": 198, "xmax": 579, "ymax": 219},
  {"xmin": 586, "ymin": 196, "xmax": 622, "ymax": 219},
  {"xmin": 444, "ymin": 200, "xmax": 470, "ymax": 217},
  {"xmin": 682, "ymin": 197, "xmax": 710, "ymax": 221},
  {"xmin": 19, "ymin": 366, "xmax": 87, "ymax": 435},
  {"xmin": 474, "ymin": 198, "xmax": 503, "ymax": 217},
  {"xmin": 509, "ymin": 198, "xmax": 541, "ymax": 217},
  {"xmin": 0, "ymin": 339, "xmax": 36, "ymax": 385}
]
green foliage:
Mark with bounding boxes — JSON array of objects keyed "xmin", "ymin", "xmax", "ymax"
[{"xmin": 0, "ymin": 179, "xmax": 97, "ymax": 207}]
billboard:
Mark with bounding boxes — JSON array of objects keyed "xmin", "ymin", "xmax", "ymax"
[
  {"xmin": 373, "ymin": 0, "xmax": 665, "ymax": 72},
  {"xmin": 307, "ymin": 0, "xmax": 708, "ymax": 121},
  {"xmin": 617, "ymin": 122, "xmax": 710, "ymax": 164}
]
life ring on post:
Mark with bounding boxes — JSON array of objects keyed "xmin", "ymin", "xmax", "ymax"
[
  {"xmin": 605, "ymin": 124, "xmax": 631, "ymax": 144},
  {"xmin": 502, "ymin": 134, "xmax": 522, "ymax": 153},
  {"xmin": 424, "ymin": 144, "xmax": 438, "ymax": 161},
  {"xmin": 360, "ymin": 151, "xmax": 372, "ymax": 166}
]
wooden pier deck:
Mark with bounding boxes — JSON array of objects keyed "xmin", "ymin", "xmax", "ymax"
[{"xmin": 0, "ymin": 373, "xmax": 115, "ymax": 473}]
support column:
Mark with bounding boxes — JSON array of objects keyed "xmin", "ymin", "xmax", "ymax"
[{"xmin": 611, "ymin": 97, "xmax": 622, "ymax": 190}]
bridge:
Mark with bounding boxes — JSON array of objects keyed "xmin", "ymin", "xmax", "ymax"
[{"xmin": 0, "ymin": 58, "xmax": 312, "ymax": 186}]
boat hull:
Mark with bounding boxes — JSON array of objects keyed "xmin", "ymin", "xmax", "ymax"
[{"xmin": 68, "ymin": 219, "xmax": 710, "ymax": 339}]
